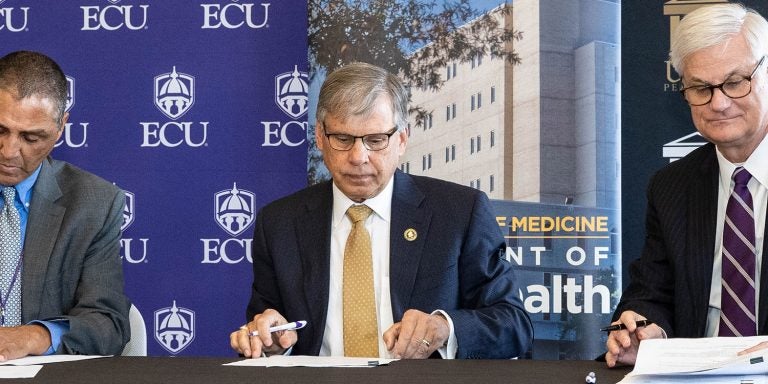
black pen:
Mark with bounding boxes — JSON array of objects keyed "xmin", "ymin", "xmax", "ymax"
[{"xmin": 600, "ymin": 319, "xmax": 653, "ymax": 332}]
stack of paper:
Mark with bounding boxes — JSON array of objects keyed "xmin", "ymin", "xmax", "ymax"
[{"xmin": 619, "ymin": 336, "xmax": 768, "ymax": 383}]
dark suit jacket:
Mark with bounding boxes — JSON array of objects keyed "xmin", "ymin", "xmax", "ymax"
[
  {"xmin": 22, "ymin": 157, "xmax": 130, "ymax": 355},
  {"xmin": 246, "ymin": 171, "xmax": 533, "ymax": 359},
  {"xmin": 615, "ymin": 143, "xmax": 768, "ymax": 336}
]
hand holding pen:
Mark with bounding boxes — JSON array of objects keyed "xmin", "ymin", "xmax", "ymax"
[
  {"xmin": 605, "ymin": 311, "xmax": 665, "ymax": 368},
  {"xmin": 230, "ymin": 309, "xmax": 303, "ymax": 358}
]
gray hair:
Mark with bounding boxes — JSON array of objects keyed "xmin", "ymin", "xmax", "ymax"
[
  {"xmin": 670, "ymin": 3, "xmax": 768, "ymax": 75},
  {"xmin": 0, "ymin": 51, "xmax": 68, "ymax": 124},
  {"xmin": 316, "ymin": 62, "xmax": 408, "ymax": 130}
]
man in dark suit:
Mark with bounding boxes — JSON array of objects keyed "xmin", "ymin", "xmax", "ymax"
[
  {"xmin": 0, "ymin": 51, "xmax": 130, "ymax": 359},
  {"xmin": 606, "ymin": 4, "xmax": 768, "ymax": 366},
  {"xmin": 230, "ymin": 62, "xmax": 532, "ymax": 359}
]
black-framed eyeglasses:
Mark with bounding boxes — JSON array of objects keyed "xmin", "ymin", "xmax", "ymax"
[
  {"xmin": 680, "ymin": 55, "xmax": 767, "ymax": 106},
  {"xmin": 322, "ymin": 122, "xmax": 399, "ymax": 151}
]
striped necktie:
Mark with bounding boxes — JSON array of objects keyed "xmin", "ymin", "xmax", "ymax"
[{"xmin": 719, "ymin": 167, "xmax": 757, "ymax": 336}]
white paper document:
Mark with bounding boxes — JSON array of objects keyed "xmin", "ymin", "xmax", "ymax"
[
  {"xmin": 225, "ymin": 355, "xmax": 397, "ymax": 368},
  {"xmin": 619, "ymin": 336, "xmax": 768, "ymax": 384},
  {"xmin": 0, "ymin": 365, "xmax": 42, "ymax": 379},
  {"xmin": 0, "ymin": 354, "xmax": 110, "ymax": 366}
]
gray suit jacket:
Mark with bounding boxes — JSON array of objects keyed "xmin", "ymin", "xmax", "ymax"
[
  {"xmin": 615, "ymin": 143, "xmax": 768, "ymax": 336},
  {"xmin": 21, "ymin": 157, "xmax": 130, "ymax": 355}
]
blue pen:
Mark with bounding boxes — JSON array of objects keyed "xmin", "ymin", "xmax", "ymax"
[{"xmin": 248, "ymin": 320, "xmax": 307, "ymax": 337}]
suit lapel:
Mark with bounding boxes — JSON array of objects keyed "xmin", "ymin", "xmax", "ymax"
[
  {"xmin": 21, "ymin": 158, "xmax": 64, "ymax": 320},
  {"xmin": 686, "ymin": 145, "xmax": 718, "ymax": 336},
  {"xmin": 389, "ymin": 171, "xmax": 430, "ymax": 321},
  {"xmin": 295, "ymin": 183, "xmax": 332, "ymax": 351}
]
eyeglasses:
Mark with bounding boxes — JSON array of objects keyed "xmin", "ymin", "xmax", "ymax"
[
  {"xmin": 322, "ymin": 122, "xmax": 399, "ymax": 151},
  {"xmin": 680, "ymin": 55, "xmax": 766, "ymax": 106}
]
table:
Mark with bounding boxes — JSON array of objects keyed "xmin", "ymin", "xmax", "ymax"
[{"xmin": 3, "ymin": 357, "xmax": 633, "ymax": 383}]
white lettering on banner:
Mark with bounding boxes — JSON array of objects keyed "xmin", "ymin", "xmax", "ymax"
[
  {"xmin": 201, "ymin": 238, "xmax": 253, "ymax": 264},
  {"xmin": 120, "ymin": 238, "xmax": 149, "ymax": 263},
  {"xmin": 505, "ymin": 246, "xmax": 609, "ymax": 266},
  {"xmin": 55, "ymin": 123, "xmax": 89, "ymax": 148},
  {"xmin": 120, "ymin": 191, "xmax": 149, "ymax": 264},
  {"xmin": 261, "ymin": 121, "xmax": 306, "ymax": 147},
  {"xmin": 201, "ymin": 2, "xmax": 269, "ymax": 29},
  {"xmin": 521, "ymin": 275, "xmax": 611, "ymax": 314},
  {"xmin": 140, "ymin": 122, "xmax": 209, "ymax": 147},
  {"xmin": 81, "ymin": 4, "xmax": 149, "ymax": 31},
  {"xmin": 0, "ymin": 7, "xmax": 29, "ymax": 32}
]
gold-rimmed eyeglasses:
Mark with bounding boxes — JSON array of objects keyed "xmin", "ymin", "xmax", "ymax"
[{"xmin": 680, "ymin": 55, "xmax": 767, "ymax": 106}]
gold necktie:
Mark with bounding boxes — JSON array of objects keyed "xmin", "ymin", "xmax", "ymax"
[{"xmin": 343, "ymin": 204, "xmax": 378, "ymax": 357}]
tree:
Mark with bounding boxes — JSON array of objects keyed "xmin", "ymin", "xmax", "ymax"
[{"xmin": 307, "ymin": 0, "xmax": 523, "ymax": 184}]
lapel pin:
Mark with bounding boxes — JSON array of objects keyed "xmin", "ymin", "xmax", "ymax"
[{"xmin": 404, "ymin": 228, "xmax": 417, "ymax": 241}]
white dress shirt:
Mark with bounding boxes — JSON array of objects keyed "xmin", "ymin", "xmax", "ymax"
[
  {"xmin": 706, "ymin": 137, "xmax": 768, "ymax": 336},
  {"xmin": 319, "ymin": 176, "xmax": 456, "ymax": 358}
]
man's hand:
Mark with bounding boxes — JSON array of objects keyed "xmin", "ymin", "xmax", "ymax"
[
  {"xmin": 0, "ymin": 324, "xmax": 51, "ymax": 362},
  {"xmin": 383, "ymin": 309, "xmax": 449, "ymax": 359},
  {"xmin": 229, "ymin": 309, "xmax": 297, "ymax": 358},
  {"xmin": 738, "ymin": 341, "xmax": 768, "ymax": 356},
  {"xmin": 605, "ymin": 311, "xmax": 664, "ymax": 367}
]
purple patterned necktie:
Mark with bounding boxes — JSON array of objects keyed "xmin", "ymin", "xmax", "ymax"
[{"xmin": 719, "ymin": 167, "xmax": 757, "ymax": 337}]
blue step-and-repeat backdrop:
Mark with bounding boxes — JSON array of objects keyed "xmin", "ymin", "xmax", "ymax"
[{"xmin": 2, "ymin": 0, "xmax": 309, "ymax": 356}]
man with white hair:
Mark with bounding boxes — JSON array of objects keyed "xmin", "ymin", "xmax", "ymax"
[{"xmin": 606, "ymin": 3, "xmax": 768, "ymax": 366}]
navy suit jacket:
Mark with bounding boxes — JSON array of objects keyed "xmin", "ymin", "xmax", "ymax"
[
  {"xmin": 615, "ymin": 143, "xmax": 768, "ymax": 336},
  {"xmin": 246, "ymin": 171, "xmax": 533, "ymax": 358},
  {"xmin": 22, "ymin": 157, "xmax": 130, "ymax": 355}
]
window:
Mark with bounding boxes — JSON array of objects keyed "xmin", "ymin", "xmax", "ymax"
[
  {"xmin": 471, "ymin": 95, "xmax": 476, "ymax": 111},
  {"xmin": 452, "ymin": 62, "xmax": 457, "ymax": 77},
  {"xmin": 422, "ymin": 155, "xmax": 427, "ymax": 171},
  {"xmin": 445, "ymin": 105, "xmax": 450, "ymax": 121},
  {"xmin": 446, "ymin": 65, "xmax": 452, "ymax": 80},
  {"xmin": 491, "ymin": 86, "xmax": 496, "ymax": 103},
  {"xmin": 470, "ymin": 180, "xmax": 475, "ymax": 188},
  {"xmin": 445, "ymin": 147, "xmax": 450, "ymax": 163},
  {"xmin": 427, "ymin": 113, "xmax": 433, "ymax": 129},
  {"xmin": 476, "ymin": 135, "xmax": 481, "ymax": 152},
  {"xmin": 470, "ymin": 137, "xmax": 475, "ymax": 154},
  {"xmin": 490, "ymin": 175, "xmax": 495, "ymax": 192},
  {"xmin": 451, "ymin": 103, "xmax": 456, "ymax": 119},
  {"xmin": 477, "ymin": 92, "xmax": 482, "ymax": 109},
  {"xmin": 490, "ymin": 130, "xmax": 495, "ymax": 147},
  {"xmin": 451, "ymin": 144, "xmax": 456, "ymax": 160},
  {"xmin": 428, "ymin": 153, "xmax": 432, "ymax": 169}
]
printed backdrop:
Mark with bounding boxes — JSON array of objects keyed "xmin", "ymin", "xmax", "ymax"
[
  {"xmin": 2, "ymin": 0, "xmax": 308, "ymax": 356},
  {"xmin": 8, "ymin": 0, "xmax": 759, "ymax": 360}
]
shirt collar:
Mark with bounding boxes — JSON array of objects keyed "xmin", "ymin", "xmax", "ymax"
[
  {"xmin": 0, "ymin": 164, "xmax": 41, "ymax": 213},
  {"xmin": 332, "ymin": 176, "xmax": 394, "ymax": 228},
  {"xmin": 715, "ymin": 134, "xmax": 768, "ymax": 190}
]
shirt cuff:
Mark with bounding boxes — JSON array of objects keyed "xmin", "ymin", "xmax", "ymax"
[
  {"xmin": 431, "ymin": 310, "xmax": 457, "ymax": 359},
  {"xmin": 29, "ymin": 320, "xmax": 70, "ymax": 355}
]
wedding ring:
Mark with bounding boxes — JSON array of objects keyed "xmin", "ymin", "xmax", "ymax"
[{"xmin": 421, "ymin": 339, "xmax": 431, "ymax": 347}]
